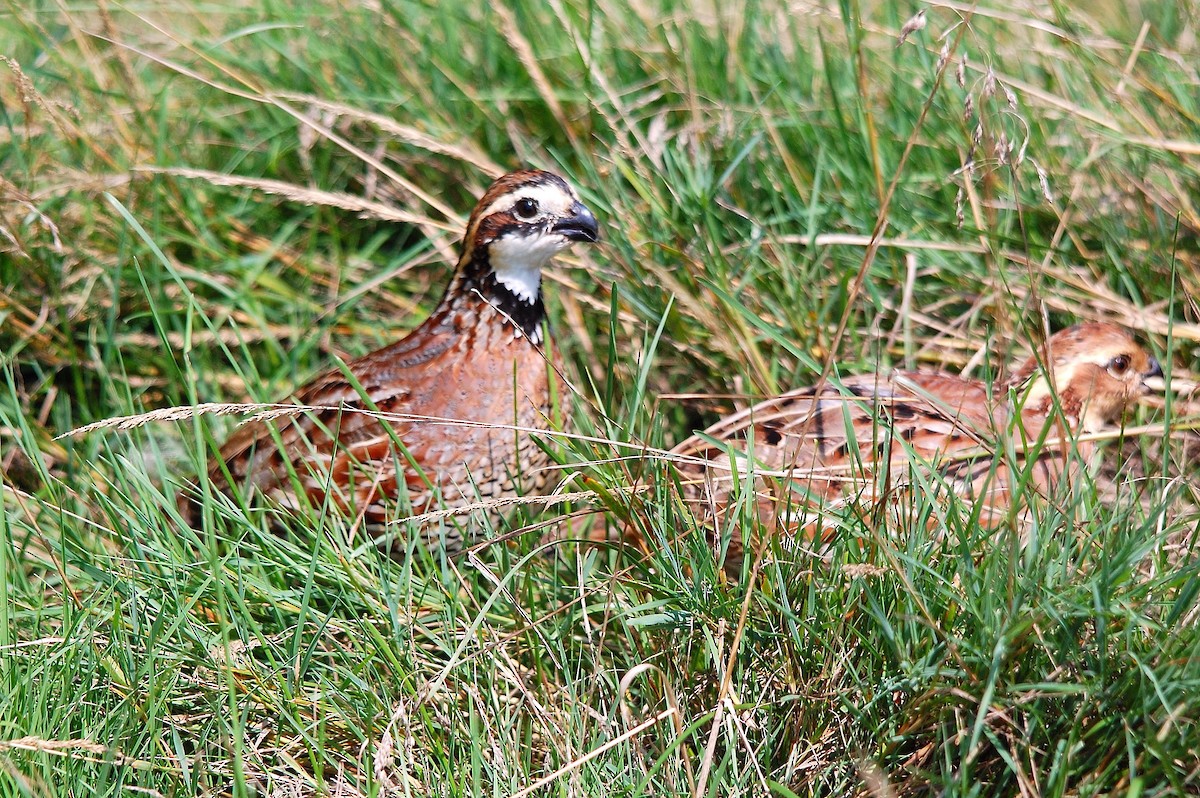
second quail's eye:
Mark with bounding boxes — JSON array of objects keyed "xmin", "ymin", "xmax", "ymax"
[
  {"xmin": 514, "ymin": 197, "xmax": 539, "ymax": 221},
  {"xmin": 1108, "ymin": 354, "xmax": 1131, "ymax": 375}
]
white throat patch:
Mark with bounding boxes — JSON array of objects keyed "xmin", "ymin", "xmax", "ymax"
[{"xmin": 489, "ymin": 231, "xmax": 570, "ymax": 303}]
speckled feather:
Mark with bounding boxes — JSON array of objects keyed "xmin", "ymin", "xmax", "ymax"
[
  {"xmin": 184, "ymin": 170, "xmax": 599, "ymax": 554},
  {"xmin": 673, "ymin": 323, "xmax": 1161, "ymax": 570}
]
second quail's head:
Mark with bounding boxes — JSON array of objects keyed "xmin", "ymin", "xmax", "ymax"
[{"xmin": 1010, "ymin": 322, "xmax": 1161, "ymax": 432}]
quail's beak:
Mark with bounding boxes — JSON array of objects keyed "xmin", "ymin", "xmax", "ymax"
[
  {"xmin": 1136, "ymin": 356, "xmax": 1165, "ymax": 397},
  {"xmin": 552, "ymin": 201, "xmax": 600, "ymax": 243}
]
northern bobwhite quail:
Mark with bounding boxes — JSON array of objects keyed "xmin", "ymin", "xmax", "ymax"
[
  {"xmin": 183, "ymin": 169, "xmax": 599, "ymax": 555},
  {"xmin": 672, "ymin": 322, "xmax": 1161, "ymax": 571}
]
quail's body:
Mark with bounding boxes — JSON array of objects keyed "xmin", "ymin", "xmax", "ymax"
[
  {"xmin": 189, "ymin": 170, "xmax": 599, "ymax": 554},
  {"xmin": 214, "ymin": 294, "xmax": 555, "ymax": 544},
  {"xmin": 674, "ymin": 323, "xmax": 1161, "ymax": 570}
]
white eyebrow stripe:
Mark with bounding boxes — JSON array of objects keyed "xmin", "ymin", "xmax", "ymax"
[{"xmin": 478, "ymin": 182, "xmax": 577, "ymax": 220}]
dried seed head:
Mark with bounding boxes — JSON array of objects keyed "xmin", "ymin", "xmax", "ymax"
[
  {"xmin": 53, "ymin": 100, "xmax": 82, "ymax": 121},
  {"xmin": 955, "ymin": 187, "xmax": 965, "ymax": 227},
  {"xmin": 937, "ymin": 39, "xmax": 952, "ymax": 73},
  {"xmin": 1034, "ymin": 161, "xmax": 1054, "ymax": 204},
  {"xmin": 994, "ymin": 133, "xmax": 1009, "ymax": 163},
  {"xmin": 897, "ymin": 9, "xmax": 927, "ymax": 46},
  {"xmin": 843, "ymin": 563, "xmax": 889, "ymax": 579},
  {"xmin": 982, "ymin": 68, "xmax": 996, "ymax": 98},
  {"xmin": 956, "ymin": 55, "xmax": 967, "ymax": 88},
  {"xmin": 1, "ymin": 56, "xmax": 37, "ymax": 106},
  {"xmin": 1003, "ymin": 84, "xmax": 1018, "ymax": 111}
]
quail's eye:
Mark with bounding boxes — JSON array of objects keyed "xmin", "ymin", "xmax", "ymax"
[
  {"xmin": 1108, "ymin": 354, "xmax": 1131, "ymax": 375},
  {"xmin": 513, "ymin": 197, "xmax": 539, "ymax": 221}
]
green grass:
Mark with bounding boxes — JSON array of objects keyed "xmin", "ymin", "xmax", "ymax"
[{"xmin": 2, "ymin": 0, "xmax": 1199, "ymax": 794}]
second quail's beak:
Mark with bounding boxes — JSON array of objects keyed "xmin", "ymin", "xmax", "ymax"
[
  {"xmin": 1145, "ymin": 357, "xmax": 1163, "ymax": 379},
  {"xmin": 552, "ymin": 201, "xmax": 600, "ymax": 243}
]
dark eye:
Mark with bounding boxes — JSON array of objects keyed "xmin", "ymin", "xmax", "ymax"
[
  {"xmin": 513, "ymin": 197, "xmax": 539, "ymax": 221},
  {"xmin": 1108, "ymin": 354, "xmax": 1131, "ymax": 375}
]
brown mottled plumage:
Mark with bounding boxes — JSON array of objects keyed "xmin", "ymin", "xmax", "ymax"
[
  {"xmin": 183, "ymin": 170, "xmax": 599, "ymax": 554},
  {"xmin": 673, "ymin": 323, "xmax": 1161, "ymax": 571}
]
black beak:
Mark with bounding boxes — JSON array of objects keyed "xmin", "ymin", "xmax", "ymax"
[
  {"xmin": 1145, "ymin": 357, "xmax": 1163, "ymax": 379},
  {"xmin": 552, "ymin": 201, "xmax": 599, "ymax": 243}
]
